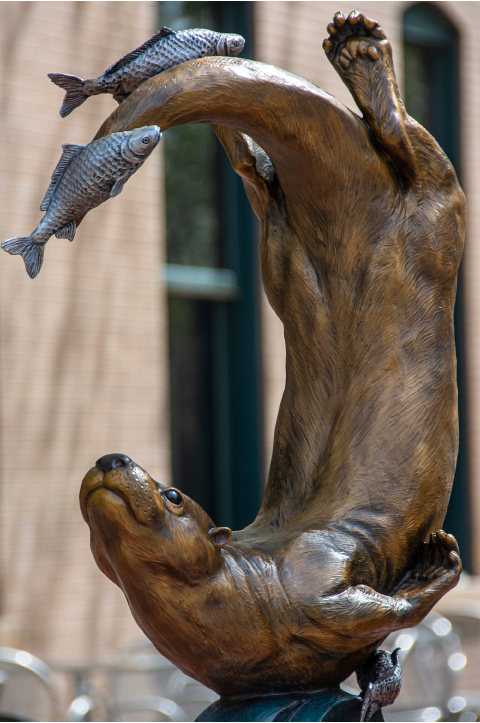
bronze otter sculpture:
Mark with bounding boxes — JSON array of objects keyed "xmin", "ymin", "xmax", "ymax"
[{"xmin": 80, "ymin": 11, "xmax": 465, "ymax": 706}]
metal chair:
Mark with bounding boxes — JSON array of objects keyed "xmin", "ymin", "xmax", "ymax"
[
  {"xmin": 0, "ymin": 647, "xmax": 62, "ymax": 722},
  {"xmin": 433, "ymin": 600, "xmax": 480, "ymax": 722},
  {"xmin": 101, "ymin": 636, "xmax": 217, "ymax": 721},
  {"xmin": 107, "ymin": 695, "xmax": 186, "ymax": 722}
]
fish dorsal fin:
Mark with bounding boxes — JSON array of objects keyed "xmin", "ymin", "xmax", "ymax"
[
  {"xmin": 40, "ymin": 143, "xmax": 84, "ymax": 212},
  {"xmin": 104, "ymin": 27, "xmax": 176, "ymax": 77}
]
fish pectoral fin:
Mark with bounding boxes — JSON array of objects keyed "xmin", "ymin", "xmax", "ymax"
[
  {"xmin": 110, "ymin": 173, "xmax": 130, "ymax": 198},
  {"xmin": 55, "ymin": 220, "xmax": 76, "ymax": 242},
  {"xmin": 113, "ymin": 91, "xmax": 130, "ymax": 104}
]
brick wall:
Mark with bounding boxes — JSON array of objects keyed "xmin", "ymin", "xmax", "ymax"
[{"xmin": 0, "ymin": 1, "xmax": 169, "ymax": 662}]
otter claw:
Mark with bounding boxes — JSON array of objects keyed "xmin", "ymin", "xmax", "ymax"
[
  {"xmin": 363, "ymin": 17, "xmax": 377, "ymax": 30},
  {"xmin": 323, "ymin": 39, "xmax": 334, "ymax": 54},
  {"xmin": 371, "ymin": 26, "xmax": 387, "ymax": 39}
]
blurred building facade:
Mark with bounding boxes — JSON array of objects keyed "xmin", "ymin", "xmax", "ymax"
[{"xmin": 1, "ymin": 0, "xmax": 479, "ymax": 684}]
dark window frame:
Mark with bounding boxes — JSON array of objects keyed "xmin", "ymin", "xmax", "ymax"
[
  {"xmin": 161, "ymin": 1, "xmax": 263, "ymax": 530},
  {"xmin": 404, "ymin": 2, "xmax": 471, "ymax": 570}
]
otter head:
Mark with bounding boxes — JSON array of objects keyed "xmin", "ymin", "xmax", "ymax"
[{"xmin": 79, "ymin": 454, "xmax": 232, "ymax": 590}]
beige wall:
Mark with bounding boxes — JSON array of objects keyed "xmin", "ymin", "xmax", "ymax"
[
  {"xmin": 0, "ymin": 1, "xmax": 168, "ymax": 661},
  {"xmin": 256, "ymin": 1, "xmax": 480, "ymax": 572}
]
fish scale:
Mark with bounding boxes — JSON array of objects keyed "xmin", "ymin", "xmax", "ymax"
[
  {"xmin": 109, "ymin": 30, "xmax": 221, "ymax": 89},
  {"xmin": 48, "ymin": 27, "xmax": 245, "ymax": 116}
]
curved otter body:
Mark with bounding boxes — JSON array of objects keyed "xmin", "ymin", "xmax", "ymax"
[
  {"xmin": 81, "ymin": 457, "xmax": 459, "ymax": 697},
  {"xmin": 80, "ymin": 13, "xmax": 464, "ymax": 699}
]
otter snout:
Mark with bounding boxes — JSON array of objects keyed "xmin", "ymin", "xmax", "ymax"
[
  {"xmin": 96, "ymin": 453, "xmax": 132, "ymax": 473},
  {"xmin": 81, "ymin": 456, "xmax": 165, "ymax": 527}
]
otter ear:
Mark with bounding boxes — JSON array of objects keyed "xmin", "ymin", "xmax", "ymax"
[{"xmin": 209, "ymin": 526, "xmax": 232, "ymax": 548}]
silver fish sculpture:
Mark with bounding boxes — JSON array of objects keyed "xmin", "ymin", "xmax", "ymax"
[
  {"xmin": 48, "ymin": 27, "xmax": 245, "ymax": 117},
  {"xmin": 2, "ymin": 126, "xmax": 161, "ymax": 279}
]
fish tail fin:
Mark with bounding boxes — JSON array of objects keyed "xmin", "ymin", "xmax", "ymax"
[
  {"xmin": 47, "ymin": 73, "xmax": 88, "ymax": 117},
  {"xmin": 2, "ymin": 237, "xmax": 45, "ymax": 279}
]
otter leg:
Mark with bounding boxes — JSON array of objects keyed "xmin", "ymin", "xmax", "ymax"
[
  {"xmin": 211, "ymin": 125, "xmax": 279, "ymax": 220},
  {"xmin": 323, "ymin": 12, "xmax": 416, "ymax": 187},
  {"xmin": 310, "ymin": 531, "xmax": 461, "ymax": 642},
  {"xmin": 211, "ymin": 124, "xmax": 293, "ymax": 325}
]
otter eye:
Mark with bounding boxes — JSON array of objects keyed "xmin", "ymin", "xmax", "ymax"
[
  {"xmin": 164, "ymin": 488, "xmax": 182, "ymax": 505},
  {"xmin": 142, "ymin": 137, "xmax": 150, "ymax": 144}
]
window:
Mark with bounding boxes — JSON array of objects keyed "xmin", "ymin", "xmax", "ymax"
[
  {"xmin": 160, "ymin": 1, "xmax": 263, "ymax": 529},
  {"xmin": 404, "ymin": 3, "xmax": 470, "ymax": 568}
]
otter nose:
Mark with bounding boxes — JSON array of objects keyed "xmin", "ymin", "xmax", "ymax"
[{"xmin": 96, "ymin": 453, "xmax": 132, "ymax": 473}]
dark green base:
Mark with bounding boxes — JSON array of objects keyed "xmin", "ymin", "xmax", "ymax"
[{"xmin": 196, "ymin": 687, "xmax": 384, "ymax": 722}]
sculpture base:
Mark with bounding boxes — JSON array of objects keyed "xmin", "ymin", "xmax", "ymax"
[{"xmin": 196, "ymin": 687, "xmax": 384, "ymax": 722}]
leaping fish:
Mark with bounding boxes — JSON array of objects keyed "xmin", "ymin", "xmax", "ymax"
[
  {"xmin": 2, "ymin": 126, "xmax": 161, "ymax": 278},
  {"xmin": 48, "ymin": 27, "xmax": 245, "ymax": 117}
]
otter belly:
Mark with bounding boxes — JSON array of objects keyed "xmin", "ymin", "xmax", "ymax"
[{"xmin": 256, "ymin": 177, "xmax": 461, "ymax": 592}]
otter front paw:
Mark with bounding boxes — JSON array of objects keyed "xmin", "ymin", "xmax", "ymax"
[{"xmin": 397, "ymin": 530, "xmax": 462, "ymax": 598}]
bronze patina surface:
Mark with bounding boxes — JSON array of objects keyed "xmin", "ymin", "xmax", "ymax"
[{"xmin": 80, "ymin": 13, "xmax": 465, "ymax": 702}]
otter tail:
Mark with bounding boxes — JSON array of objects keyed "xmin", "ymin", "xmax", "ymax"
[
  {"xmin": 2, "ymin": 236, "xmax": 45, "ymax": 279},
  {"xmin": 48, "ymin": 73, "xmax": 88, "ymax": 117}
]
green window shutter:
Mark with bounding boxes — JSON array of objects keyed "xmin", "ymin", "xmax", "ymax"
[
  {"xmin": 404, "ymin": 3, "xmax": 470, "ymax": 570},
  {"xmin": 161, "ymin": 1, "xmax": 263, "ymax": 530}
]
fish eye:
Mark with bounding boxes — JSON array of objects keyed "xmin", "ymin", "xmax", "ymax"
[
  {"xmin": 142, "ymin": 136, "xmax": 150, "ymax": 144},
  {"xmin": 163, "ymin": 488, "xmax": 183, "ymax": 505}
]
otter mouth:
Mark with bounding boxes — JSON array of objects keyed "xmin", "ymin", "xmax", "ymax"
[{"xmin": 85, "ymin": 482, "xmax": 134, "ymax": 517}]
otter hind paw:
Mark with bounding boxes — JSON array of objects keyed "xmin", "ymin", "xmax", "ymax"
[
  {"xmin": 357, "ymin": 648, "xmax": 402, "ymax": 722},
  {"xmin": 322, "ymin": 11, "xmax": 418, "ymax": 187}
]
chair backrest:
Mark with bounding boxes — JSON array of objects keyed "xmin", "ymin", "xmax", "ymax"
[
  {"xmin": 103, "ymin": 636, "xmax": 218, "ymax": 721},
  {"xmin": 0, "ymin": 647, "xmax": 61, "ymax": 722},
  {"xmin": 107, "ymin": 695, "xmax": 186, "ymax": 721}
]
